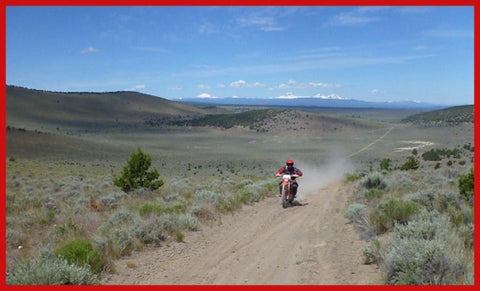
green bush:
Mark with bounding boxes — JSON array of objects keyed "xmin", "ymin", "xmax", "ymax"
[
  {"xmin": 458, "ymin": 168, "xmax": 473, "ymax": 204},
  {"xmin": 370, "ymin": 198, "xmax": 420, "ymax": 234},
  {"xmin": 7, "ymin": 248, "xmax": 98, "ymax": 285},
  {"xmin": 400, "ymin": 156, "xmax": 419, "ymax": 171},
  {"xmin": 380, "ymin": 158, "xmax": 392, "ymax": 171},
  {"xmin": 365, "ymin": 188, "xmax": 384, "ymax": 201},
  {"xmin": 114, "ymin": 148, "xmax": 164, "ymax": 192},
  {"xmin": 138, "ymin": 202, "xmax": 163, "ymax": 216},
  {"xmin": 422, "ymin": 149, "xmax": 442, "ymax": 161},
  {"xmin": 176, "ymin": 231, "xmax": 185, "ymax": 242},
  {"xmin": 344, "ymin": 173, "xmax": 362, "ymax": 183},
  {"xmin": 55, "ymin": 239, "xmax": 104, "ymax": 274}
]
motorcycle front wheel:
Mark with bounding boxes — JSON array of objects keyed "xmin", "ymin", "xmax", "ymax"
[{"xmin": 282, "ymin": 186, "xmax": 289, "ymax": 208}]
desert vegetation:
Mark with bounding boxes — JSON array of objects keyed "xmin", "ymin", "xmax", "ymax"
[
  {"xmin": 6, "ymin": 151, "xmax": 279, "ymax": 284},
  {"xmin": 344, "ymin": 143, "xmax": 474, "ymax": 284},
  {"xmin": 6, "ymin": 86, "xmax": 474, "ymax": 285}
]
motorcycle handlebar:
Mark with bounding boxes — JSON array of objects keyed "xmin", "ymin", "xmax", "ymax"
[{"xmin": 276, "ymin": 174, "xmax": 299, "ymax": 177}]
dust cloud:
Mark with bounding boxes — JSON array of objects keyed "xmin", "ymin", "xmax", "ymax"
[{"xmin": 295, "ymin": 153, "xmax": 354, "ymax": 199}]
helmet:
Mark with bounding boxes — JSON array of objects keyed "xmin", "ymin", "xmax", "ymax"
[{"xmin": 286, "ymin": 159, "xmax": 294, "ymax": 166}]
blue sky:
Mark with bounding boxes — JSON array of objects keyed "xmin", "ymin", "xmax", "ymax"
[{"xmin": 6, "ymin": 6, "xmax": 474, "ymax": 105}]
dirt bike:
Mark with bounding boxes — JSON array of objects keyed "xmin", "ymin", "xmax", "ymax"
[{"xmin": 276, "ymin": 174, "xmax": 299, "ymax": 208}]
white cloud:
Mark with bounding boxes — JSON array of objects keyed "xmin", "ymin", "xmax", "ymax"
[
  {"xmin": 197, "ymin": 93, "xmax": 217, "ymax": 99},
  {"xmin": 278, "ymin": 80, "xmax": 342, "ymax": 89},
  {"xmin": 216, "ymin": 84, "xmax": 226, "ymax": 88},
  {"xmin": 168, "ymin": 86, "xmax": 183, "ymax": 90},
  {"xmin": 197, "ymin": 84, "xmax": 210, "ymax": 89},
  {"xmin": 326, "ymin": 7, "xmax": 387, "ymax": 26},
  {"xmin": 252, "ymin": 82, "xmax": 265, "ymax": 87},
  {"xmin": 371, "ymin": 89, "xmax": 387, "ymax": 94},
  {"xmin": 230, "ymin": 80, "xmax": 247, "ymax": 87},
  {"xmin": 80, "ymin": 46, "xmax": 100, "ymax": 54},
  {"xmin": 230, "ymin": 80, "xmax": 265, "ymax": 88},
  {"xmin": 237, "ymin": 15, "xmax": 287, "ymax": 32}
]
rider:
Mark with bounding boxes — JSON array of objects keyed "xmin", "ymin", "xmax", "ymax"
[{"xmin": 276, "ymin": 159, "xmax": 303, "ymax": 199}]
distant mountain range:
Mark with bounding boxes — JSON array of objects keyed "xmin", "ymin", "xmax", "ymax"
[{"xmin": 177, "ymin": 97, "xmax": 448, "ymax": 109}]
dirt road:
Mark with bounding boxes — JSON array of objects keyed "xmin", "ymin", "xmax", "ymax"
[{"xmin": 102, "ymin": 181, "xmax": 381, "ymax": 285}]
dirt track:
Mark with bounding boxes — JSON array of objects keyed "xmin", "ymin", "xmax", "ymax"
[{"xmin": 102, "ymin": 181, "xmax": 382, "ymax": 285}]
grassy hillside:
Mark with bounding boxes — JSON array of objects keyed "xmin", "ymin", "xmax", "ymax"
[
  {"xmin": 7, "ymin": 85, "xmax": 384, "ymax": 135},
  {"xmin": 6, "ymin": 85, "xmax": 211, "ymax": 131},
  {"xmin": 402, "ymin": 105, "xmax": 473, "ymax": 124},
  {"xmin": 147, "ymin": 108, "xmax": 385, "ymax": 134}
]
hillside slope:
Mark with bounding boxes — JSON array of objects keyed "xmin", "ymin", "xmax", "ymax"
[
  {"xmin": 402, "ymin": 105, "xmax": 473, "ymax": 124},
  {"xmin": 6, "ymin": 85, "xmax": 210, "ymax": 131},
  {"xmin": 6, "ymin": 85, "xmax": 386, "ymax": 135}
]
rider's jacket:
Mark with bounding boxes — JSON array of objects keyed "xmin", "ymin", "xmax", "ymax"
[{"xmin": 276, "ymin": 166, "xmax": 303, "ymax": 180}]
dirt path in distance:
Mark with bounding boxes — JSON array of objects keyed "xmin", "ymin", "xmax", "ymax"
[{"xmin": 102, "ymin": 181, "xmax": 382, "ymax": 285}]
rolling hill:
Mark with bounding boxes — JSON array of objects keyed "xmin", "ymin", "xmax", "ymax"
[
  {"xmin": 6, "ymin": 85, "xmax": 386, "ymax": 135},
  {"xmin": 401, "ymin": 105, "xmax": 474, "ymax": 124},
  {"xmin": 6, "ymin": 85, "xmax": 213, "ymax": 131}
]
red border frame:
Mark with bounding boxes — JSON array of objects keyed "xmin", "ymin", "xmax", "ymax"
[{"xmin": 1, "ymin": 1, "xmax": 478, "ymax": 290}]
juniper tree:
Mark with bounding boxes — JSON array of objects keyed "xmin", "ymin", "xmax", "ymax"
[{"xmin": 114, "ymin": 148, "xmax": 164, "ymax": 192}]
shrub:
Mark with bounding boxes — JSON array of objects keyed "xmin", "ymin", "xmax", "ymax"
[
  {"xmin": 55, "ymin": 239, "xmax": 104, "ymax": 274},
  {"xmin": 369, "ymin": 198, "xmax": 420, "ymax": 234},
  {"xmin": 458, "ymin": 223, "xmax": 474, "ymax": 248},
  {"xmin": 344, "ymin": 203, "xmax": 367, "ymax": 224},
  {"xmin": 134, "ymin": 216, "xmax": 167, "ymax": 244},
  {"xmin": 176, "ymin": 231, "xmax": 185, "ymax": 242},
  {"xmin": 139, "ymin": 202, "xmax": 163, "ymax": 216},
  {"xmin": 344, "ymin": 173, "xmax": 362, "ymax": 183},
  {"xmin": 361, "ymin": 172, "xmax": 388, "ymax": 190},
  {"xmin": 381, "ymin": 210, "xmax": 467, "ymax": 284},
  {"xmin": 365, "ymin": 189, "xmax": 384, "ymax": 201},
  {"xmin": 177, "ymin": 213, "xmax": 199, "ymax": 231},
  {"xmin": 99, "ymin": 192, "xmax": 126, "ymax": 210},
  {"xmin": 380, "ymin": 158, "xmax": 392, "ymax": 171},
  {"xmin": 400, "ymin": 156, "xmax": 419, "ymax": 171},
  {"xmin": 7, "ymin": 248, "xmax": 98, "ymax": 285},
  {"xmin": 422, "ymin": 149, "xmax": 442, "ymax": 161},
  {"xmin": 362, "ymin": 239, "xmax": 381, "ymax": 265},
  {"xmin": 435, "ymin": 191, "xmax": 460, "ymax": 213},
  {"xmin": 458, "ymin": 168, "xmax": 473, "ymax": 204},
  {"xmin": 405, "ymin": 189, "xmax": 436, "ymax": 211},
  {"xmin": 114, "ymin": 148, "xmax": 164, "ymax": 192},
  {"xmin": 94, "ymin": 208, "xmax": 140, "ymax": 259}
]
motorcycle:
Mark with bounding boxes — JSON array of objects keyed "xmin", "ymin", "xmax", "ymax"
[{"xmin": 276, "ymin": 173, "xmax": 299, "ymax": 208}]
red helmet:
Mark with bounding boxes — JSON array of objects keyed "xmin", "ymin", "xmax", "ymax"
[{"xmin": 286, "ymin": 159, "xmax": 294, "ymax": 166}]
